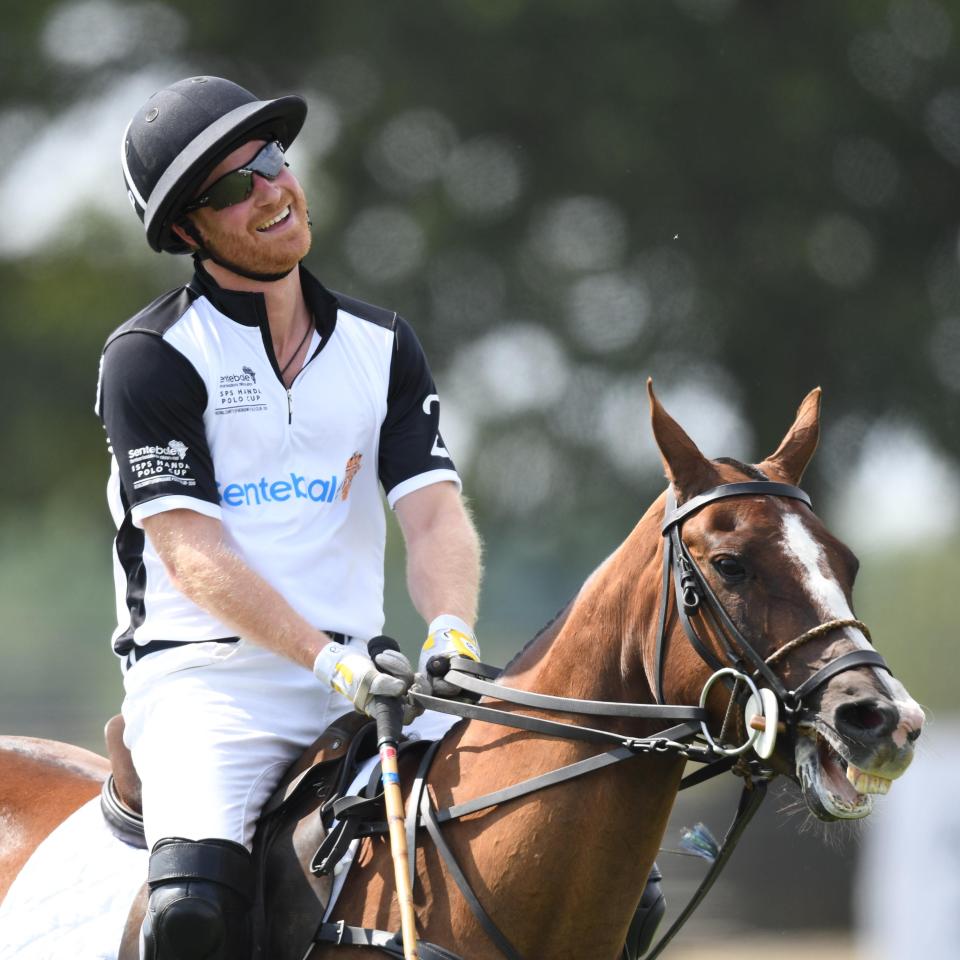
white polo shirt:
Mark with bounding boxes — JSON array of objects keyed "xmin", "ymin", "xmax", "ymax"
[{"xmin": 96, "ymin": 262, "xmax": 460, "ymax": 655}]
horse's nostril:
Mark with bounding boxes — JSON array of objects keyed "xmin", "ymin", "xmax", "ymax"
[
  {"xmin": 907, "ymin": 727, "xmax": 922, "ymax": 743},
  {"xmin": 835, "ymin": 700, "xmax": 897, "ymax": 740}
]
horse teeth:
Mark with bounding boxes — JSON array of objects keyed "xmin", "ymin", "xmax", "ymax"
[{"xmin": 845, "ymin": 763, "xmax": 891, "ymax": 795}]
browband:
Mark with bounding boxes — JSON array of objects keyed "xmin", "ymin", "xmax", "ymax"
[{"xmin": 662, "ymin": 481, "xmax": 812, "ymax": 532}]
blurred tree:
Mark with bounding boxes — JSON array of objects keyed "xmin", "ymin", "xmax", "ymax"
[
  {"xmin": 1, "ymin": 0, "xmax": 957, "ymax": 708},
  {"xmin": 1, "ymin": 0, "xmax": 958, "ymax": 516}
]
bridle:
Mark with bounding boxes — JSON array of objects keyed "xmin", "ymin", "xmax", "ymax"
[
  {"xmin": 653, "ymin": 480, "xmax": 891, "ymax": 738},
  {"xmin": 310, "ymin": 479, "xmax": 897, "ymax": 960}
]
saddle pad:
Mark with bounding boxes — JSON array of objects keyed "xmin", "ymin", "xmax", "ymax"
[
  {"xmin": 0, "ymin": 796, "xmax": 146, "ymax": 959},
  {"xmin": 323, "ymin": 709, "xmax": 459, "ymax": 922}
]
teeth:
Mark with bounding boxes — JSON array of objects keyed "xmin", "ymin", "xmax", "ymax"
[
  {"xmin": 846, "ymin": 763, "xmax": 892, "ymax": 795},
  {"xmin": 257, "ymin": 206, "xmax": 290, "ymax": 231}
]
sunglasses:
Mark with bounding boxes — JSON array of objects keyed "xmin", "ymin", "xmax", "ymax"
[{"xmin": 182, "ymin": 140, "xmax": 288, "ymax": 213}]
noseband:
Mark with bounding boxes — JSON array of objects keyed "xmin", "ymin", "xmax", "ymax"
[{"xmin": 652, "ymin": 480, "xmax": 891, "ymax": 725}]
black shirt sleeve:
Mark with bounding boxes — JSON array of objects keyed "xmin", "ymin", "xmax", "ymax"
[
  {"xmin": 378, "ymin": 316, "xmax": 458, "ymax": 498},
  {"xmin": 97, "ymin": 331, "xmax": 219, "ymax": 515}
]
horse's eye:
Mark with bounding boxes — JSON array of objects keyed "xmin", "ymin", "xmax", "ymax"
[{"xmin": 712, "ymin": 555, "xmax": 747, "ymax": 582}]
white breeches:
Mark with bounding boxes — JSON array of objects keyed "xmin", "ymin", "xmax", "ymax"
[{"xmin": 121, "ymin": 637, "xmax": 365, "ymax": 851}]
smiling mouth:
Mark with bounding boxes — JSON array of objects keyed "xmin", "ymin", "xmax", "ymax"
[
  {"xmin": 256, "ymin": 206, "xmax": 291, "ymax": 232},
  {"xmin": 795, "ymin": 724, "xmax": 893, "ymax": 820}
]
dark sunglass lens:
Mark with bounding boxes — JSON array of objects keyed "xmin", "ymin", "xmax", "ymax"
[
  {"xmin": 190, "ymin": 142, "xmax": 286, "ymax": 212},
  {"xmin": 205, "ymin": 172, "xmax": 254, "ymax": 210}
]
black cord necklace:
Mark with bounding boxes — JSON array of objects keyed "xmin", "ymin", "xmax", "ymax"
[{"xmin": 279, "ymin": 320, "xmax": 313, "ymax": 379}]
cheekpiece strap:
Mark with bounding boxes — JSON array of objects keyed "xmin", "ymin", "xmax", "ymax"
[{"xmin": 662, "ymin": 481, "xmax": 812, "ymax": 532}]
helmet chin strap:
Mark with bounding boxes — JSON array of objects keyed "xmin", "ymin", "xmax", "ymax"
[{"xmin": 178, "ymin": 218, "xmax": 296, "ymax": 283}]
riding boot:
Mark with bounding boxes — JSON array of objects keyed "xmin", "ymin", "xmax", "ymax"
[
  {"xmin": 141, "ymin": 837, "xmax": 255, "ymax": 960},
  {"xmin": 622, "ymin": 862, "xmax": 665, "ymax": 960}
]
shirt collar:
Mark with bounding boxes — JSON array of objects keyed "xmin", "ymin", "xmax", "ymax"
[{"xmin": 188, "ymin": 260, "xmax": 338, "ymax": 340}]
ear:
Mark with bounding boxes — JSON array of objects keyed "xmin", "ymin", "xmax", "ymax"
[
  {"xmin": 758, "ymin": 387, "xmax": 821, "ymax": 484},
  {"xmin": 171, "ymin": 219, "xmax": 200, "ymax": 250},
  {"xmin": 648, "ymin": 379, "xmax": 720, "ymax": 502}
]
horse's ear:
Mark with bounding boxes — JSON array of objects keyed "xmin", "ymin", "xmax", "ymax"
[
  {"xmin": 759, "ymin": 387, "xmax": 822, "ymax": 484},
  {"xmin": 647, "ymin": 379, "xmax": 720, "ymax": 501}
]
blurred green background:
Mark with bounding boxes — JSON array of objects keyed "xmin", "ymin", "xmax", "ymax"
[{"xmin": 1, "ymin": 0, "xmax": 957, "ymax": 953}]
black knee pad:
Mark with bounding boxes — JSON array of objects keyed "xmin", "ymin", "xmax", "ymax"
[
  {"xmin": 623, "ymin": 862, "xmax": 666, "ymax": 960},
  {"xmin": 141, "ymin": 837, "xmax": 255, "ymax": 960}
]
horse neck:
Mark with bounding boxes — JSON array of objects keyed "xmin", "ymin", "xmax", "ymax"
[
  {"xmin": 504, "ymin": 495, "xmax": 667, "ymax": 707},
  {"xmin": 430, "ymin": 496, "xmax": 687, "ymax": 956}
]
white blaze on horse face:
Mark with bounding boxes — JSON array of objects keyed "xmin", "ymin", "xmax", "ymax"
[
  {"xmin": 779, "ymin": 511, "xmax": 924, "ymax": 743},
  {"xmin": 781, "ymin": 513, "xmax": 858, "ymax": 629}
]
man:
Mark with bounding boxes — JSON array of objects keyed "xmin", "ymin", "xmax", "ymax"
[{"xmin": 97, "ymin": 76, "xmax": 482, "ymax": 960}]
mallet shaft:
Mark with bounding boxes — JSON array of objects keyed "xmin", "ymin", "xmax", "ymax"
[
  {"xmin": 374, "ymin": 698, "xmax": 419, "ymax": 960},
  {"xmin": 749, "ymin": 714, "xmax": 787, "ymax": 735}
]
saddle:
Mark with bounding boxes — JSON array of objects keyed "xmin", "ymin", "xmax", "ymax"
[{"xmin": 101, "ymin": 710, "xmax": 401, "ymax": 959}]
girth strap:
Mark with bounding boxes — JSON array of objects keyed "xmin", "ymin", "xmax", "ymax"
[
  {"xmin": 313, "ymin": 921, "xmax": 404, "ymax": 955},
  {"xmin": 407, "ymin": 739, "xmax": 443, "ymax": 890},
  {"xmin": 312, "ymin": 923, "xmax": 467, "ymax": 960},
  {"xmin": 420, "ymin": 789, "xmax": 524, "ymax": 960}
]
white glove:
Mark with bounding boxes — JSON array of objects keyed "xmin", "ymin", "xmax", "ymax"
[
  {"xmin": 419, "ymin": 614, "xmax": 481, "ymax": 698},
  {"xmin": 314, "ymin": 641, "xmax": 416, "ymax": 719}
]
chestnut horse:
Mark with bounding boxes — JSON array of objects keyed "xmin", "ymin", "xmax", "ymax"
[{"xmin": 0, "ymin": 385, "xmax": 924, "ymax": 960}]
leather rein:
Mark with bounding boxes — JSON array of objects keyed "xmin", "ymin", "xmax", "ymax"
[{"xmin": 311, "ymin": 480, "xmax": 894, "ymax": 960}]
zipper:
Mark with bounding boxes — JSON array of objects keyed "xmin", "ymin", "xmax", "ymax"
[{"xmin": 281, "ymin": 333, "xmax": 322, "ymax": 426}]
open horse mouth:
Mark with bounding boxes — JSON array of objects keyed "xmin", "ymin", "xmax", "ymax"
[{"xmin": 794, "ymin": 723, "xmax": 894, "ymax": 821}]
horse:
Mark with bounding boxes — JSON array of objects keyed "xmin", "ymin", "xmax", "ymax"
[{"xmin": 0, "ymin": 384, "xmax": 924, "ymax": 960}]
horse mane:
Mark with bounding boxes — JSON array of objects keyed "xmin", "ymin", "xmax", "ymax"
[
  {"xmin": 500, "ymin": 596, "xmax": 576, "ymax": 676},
  {"xmin": 713, "ymin": 457, "xmax": 769, "ymax": 481}
]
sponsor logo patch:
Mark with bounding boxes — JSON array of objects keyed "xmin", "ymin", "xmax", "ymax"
[
  {"xmin": 216, "ymin": 366, "xmax": 267, "ymax": 415},
  {"xmin": 128, "ymin": 440, "xmax": 196, "ymax": 489},
  {"xmin": 217, "ymin": 472, "xmax": 340, "ymax": 508},
  {"xmin": 338, "ymin": 452, "xmax": 363, "ymax": 501}
]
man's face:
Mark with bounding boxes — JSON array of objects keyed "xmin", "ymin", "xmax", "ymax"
[{"xmin": 183, "ymin": 139, "xmax": 312, "ymax": 275}]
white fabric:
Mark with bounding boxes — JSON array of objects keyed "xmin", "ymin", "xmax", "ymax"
[
  {"xmin": 426, "ymin": 613, "xmax": 474, "ymax": 639},
  {"xmin": 122, "ymin": 637, "xmax": 362, "ymax": 849},
  {"xmin": 0, "ymin": 797, "xmax": 146, "ymax": 960},
  {"xmin": 106, "ymin": 297, "xmax": 459, "ymax": 648},
  {"xmin": 386, "ymin": 469, "xmax": 461, "ymax": 509}
]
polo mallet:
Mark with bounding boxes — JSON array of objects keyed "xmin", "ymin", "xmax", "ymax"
[{"xmin": 368, "ymin": 636, "xmax": 419, "ymax": 960}]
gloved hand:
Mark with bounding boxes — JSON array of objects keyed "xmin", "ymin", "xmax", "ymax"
[
  {"xmin": 314, "ymin": 640, "xmax": 422, "ymax": 723},
  {"xmin": 418, "ymin": 614, "xmax": 481, "ymax": 699},
  {"xmin": 371, "ymin": 645, "xmax": 427, "ymax": 723}
]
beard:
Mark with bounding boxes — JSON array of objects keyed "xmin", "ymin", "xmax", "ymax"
[{"xmin": 192, "ymin": 181, "xmax": 312, "ymax": 280}]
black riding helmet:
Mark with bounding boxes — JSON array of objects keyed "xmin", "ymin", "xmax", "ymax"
[{"xmin": 122, "ymin": 76, "xmax": 306, "ymax": 254}]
